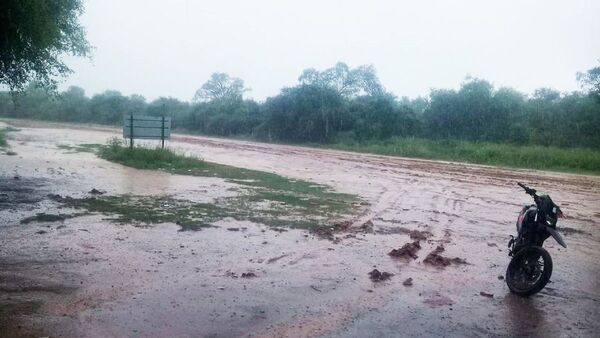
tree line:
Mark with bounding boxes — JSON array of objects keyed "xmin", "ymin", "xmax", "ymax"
[{"xmin": 1, "ymin": 62, "xmax": 599, "ymax": 149}]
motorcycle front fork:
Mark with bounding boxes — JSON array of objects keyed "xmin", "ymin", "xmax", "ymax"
[{"xmin": 508, "ymin": 235, "xmax": 516, "ymax": 256}]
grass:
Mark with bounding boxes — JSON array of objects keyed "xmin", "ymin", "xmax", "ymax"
[
  {"xmin": 0, "ymin": 129, "xmax": 6, "ymax": 148},
  {"xmin": 57, "ymin": 143, "xmax": 101, "ymax": 153},
  {"xmin": 97, "ymin": 138, "xmax": 353, "ymax": 201},
  {"xmin": 331, "ymin": 137, "xmax": 600, "ymax": 175},
  {"xmin": 0, "ymin": 126, "xmax": 20, "ymax": 150},
  {"xmin": 56, "ymin": 138, "xmax": 359, "ymax": 231}
]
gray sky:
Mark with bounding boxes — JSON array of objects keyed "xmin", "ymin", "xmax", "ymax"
[{"xmin": 62, "ymin": 0, "xmax": 600, "ymax": 102}]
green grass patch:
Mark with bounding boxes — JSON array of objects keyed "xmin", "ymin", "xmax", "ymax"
[
  {"xmin": 59, "ymin": 195, "xmax": 227, "ymax": 231},
  {"xmin": 57, "ymin": 143, "xmax": 102, "ymax": 153},
  {"xmin": 97, "ymin": 138, "xmax": 354, "ymax": 208},
  {"xmin": 0, "ymin": 129, "xmax": 6, "ymax": 148},
  {"xmin": 331, "ymin": 137, "xmax": 600, "ymax": 175},
  {"xmin": 58, "ymin": 138, "xmax": 359, "ymax": 231},
  {"xmin": 0, "ymin": 126, "xmax": 20, "ymax": 149}
]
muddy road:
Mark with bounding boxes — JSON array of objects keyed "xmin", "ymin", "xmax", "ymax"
[{"xmin": 1, "ymin": 120, "xmax": 599, "ymax": 337}]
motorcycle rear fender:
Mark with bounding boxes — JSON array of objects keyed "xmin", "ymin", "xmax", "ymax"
[{"xmin": 546, "ymin": 226, "xmax": 567, "ymax": 248}]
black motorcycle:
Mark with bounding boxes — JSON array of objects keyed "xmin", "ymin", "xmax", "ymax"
[{"xmin": 505, "ymin": 182, "xmax": 567, "ymax": 296}]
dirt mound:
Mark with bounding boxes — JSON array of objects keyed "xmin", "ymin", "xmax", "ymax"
[
  {"xmin": 20, "ymin": 213, "xmax": 71, "ymax": 224},
  {"xmin": 357, "ymin": 220, "xmax": 374, "ymax": 233},
  {"xmin": 89, "ymin": 188, "xmax": 105, "ymax": 195},
  {"xmin": 388, "ymin": 241, "xmax": 421, "ymax": 259},
  {"xmin": 559, "ymin": 227, "xmax": 590, "ymax": 236},
  {"xmin": 423, "ymin": 245, "xmax": 467, "ymax": 267},
  {"xmin": 311, "ymin": 220, "xmax": 355, "ymax": 241},
  {"xmin": 409, "ymin": 230, "xmax": 432, "ymax": 240},
  {"xmin": 311, "ymin": 225, "xmax": 336, "ymax": 241},
  {"xmin": 368, "ymin": 269, "xmax": 393, "ymax": 282},
  {"xmin": 479, "ymin": 291, "xmax": 494, "ymax": 298}
]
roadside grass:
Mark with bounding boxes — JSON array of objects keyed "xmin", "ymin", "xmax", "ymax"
[
  {"xmin": 331, "ymin": 137, "xmax": 600, "ymax": 175},
  {"xmin": 0, "ymin": 126, "xmax": 20, "ymax": 151},
  {"xmin": 97, "ymin": 138, "xmax": 353, "ymax": 201},
  {"xmin": 0, "ymin": 129, "xmax": 6, "ymax": 148},
  {"xmin": 57, "ymin": 143, "xmax": 101, "ymax": 153},
  {"xmin": 57, "ymin": 138, "xmax": 359, "ymax": 231}
]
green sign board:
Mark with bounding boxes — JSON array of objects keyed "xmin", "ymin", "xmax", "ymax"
[{"xmin": 123, "ymin": 115, "xmax": 171, "ymax": 148}]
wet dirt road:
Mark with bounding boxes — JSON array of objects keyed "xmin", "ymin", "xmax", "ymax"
[{"xmin": 1, "ymin": 120, "xmax": 599, "ymax": 338}]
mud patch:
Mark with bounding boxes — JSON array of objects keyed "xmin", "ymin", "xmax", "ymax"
[
  {"xmin": 267, "ymin": 254, "xmax": 290, "ymax": 264},
  {"xmin": 423, "ymin": 245, "xmax": 468, "ymax": 267},
  {"xmin": 480, "ymin": 291, "xmax": 494, "ymax": 298},
  {"xmin": 423, "ymin": 292, "xmax": 454, "ymax": 308},
  {"xmin": 0, "ymin": 176, "xmax": 49, "ymax": 209},
  {"xmin": 375, "ymin": 226, "xmax": 432, "ymax": 240},
  {"xmin": 409, "ymin": 229, "xmax": 432, "ymax": 240},
  {"xmin": 559, "ymin": 227, "xmax": 590, "ymax": 236},
  {"xmin": 20, "ymin": 212, "xmax": 84, "ymax": 224},
  {"xmin": 310, "ymin": 220, "xmax": 354, "ymax": 241},
  {"xmin": 368, "ymin": 269, "xmax": 393, "ymax": 282},
  {"xmin": 89, "ymin": 188, "xmax": 105, "ymax": 195},
  {"xmin": 388, "ymin": 241, "xmax": 421, "ymax": 259}
]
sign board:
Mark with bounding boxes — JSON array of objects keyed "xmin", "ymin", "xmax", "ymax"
[{"xmin": 123, "ymin": 115, "xmax": 171, "ymax": 147}]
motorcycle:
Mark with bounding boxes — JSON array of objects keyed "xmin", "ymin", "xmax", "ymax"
[{"xmin": 505, "ymin": 182, "xmax": 567, "ymax": 296}]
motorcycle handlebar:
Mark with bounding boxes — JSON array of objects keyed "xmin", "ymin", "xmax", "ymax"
[{"xmin": 517, "ymin": 182, "xmax": 537, "ymax": 196}]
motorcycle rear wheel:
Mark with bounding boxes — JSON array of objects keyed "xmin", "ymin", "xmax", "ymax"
[{"xmin": 506, "ymin": 246, "xmax": 553, "ymax": 297}]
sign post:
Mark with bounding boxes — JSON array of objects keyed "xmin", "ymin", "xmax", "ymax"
[
  {"xmin": 129, "ymin": 114, "xmax": 134, "ymax": 148},
  {"xmin": 161, "ymin": 116, "xmax": 165, "ymax": 149},
  {"xmin": 123, "ymin": 115, "xmax": 171, "ymax": 147}
]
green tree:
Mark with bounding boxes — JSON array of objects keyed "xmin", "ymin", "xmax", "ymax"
[
  {"xmin": 88, "ymin": 91, "xmax": 129, "ymax": 125},
  {"xmin": 0, "ymin": 0, "xmax": 91, "ymax": 90},
  {"xmin": 57, "ymin": 86, "xmax": 89, "ymax": 121},
  {"xmin": 259, "ymin": 85, "xmax": 345, "ymax": 142},
  {"xmin": 577, "ymin": 64, "xmax": 600, "ymax": 93},
  {"xmin": 492, "ymin": 87, "xmax": 526, "ymax": 143},
  {"xmin": 192, "ymin": 73, "xmax": 248, "ymax": 102},
  {"xmin": 348, "ymin": 95, "xmax": 418, "ymax": 140},
  {"xmin": 577, "ymin": 63, "xmax": 600, "ymax": 103},
  {"xmin": 298, "ymin": 62, "xmax": 384, "ymax": 97}
]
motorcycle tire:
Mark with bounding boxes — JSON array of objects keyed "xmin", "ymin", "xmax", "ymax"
[{"xmin": 506, "ymin": 246, "xmax": 553, "ymax": 297}]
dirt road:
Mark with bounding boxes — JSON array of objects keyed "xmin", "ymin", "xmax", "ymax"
[{"xmin": 1, "ymin": 120, "xmax": 599, "ymax": 337}]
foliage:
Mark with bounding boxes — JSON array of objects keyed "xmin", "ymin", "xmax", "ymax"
[
  {"xmin": 1, "ymin": 63, "xmax": 600, "ymax": 173},
  {"xmin": 577, "ymin": 64, "xmax": 600, "ymax": 94},
  {"xmin": 0, "ymin": 129, "xmax": 6, "ymax": 148},
  {"xmin": 192, "ymin": 73, "xmax": 248, "ymax": 102},
  {"xmin": 0, "ymin": 0, "xmax": 91, "ymax": 91},
  {"xmin": 299, "ymin": 62, "xmax": 384, "ymax": 97},
  {"xmin": 258, "ymin": 84, "xmax": 345, "ymax": 142},
  {"xmin": 98, "ymin": 137, "xmax": 205, "ymax": 170}
]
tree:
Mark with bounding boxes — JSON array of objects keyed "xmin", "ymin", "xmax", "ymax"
[
  {"xmin": 492, "ymin": 87, "xmax": 526, "ymax": 142},
  {"xmin": 259, "ymin": 85, "xmax": 345, "ymax": 142},
  {"xmin": 192, "ymin": 73, "xmax": 248, "ymax": 102},
  {"xmin": 298, "ymin": 62, "xmax": 384, "ymax": 97},
  {"xmin": 577, "ymin": 63, "xmax": 600, "ymax": 101},
  {"xmin": 348, "ymin": 95, "xmax": 418, "ymax": 140},
  {"xmin": 0, "ymin": 0, "xmax": 91, "ymax": 91},
  {"xmin": 88, "ymin": 91, "xmax": 129, "ymax": 125},
  {"xmin": 58, "ymin": 86, "xmax": 89, "ymax": 121}
]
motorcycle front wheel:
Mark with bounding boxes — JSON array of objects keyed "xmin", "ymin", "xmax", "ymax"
[{"xmin": 506, "ymin": 246, "xmax": 553, "ymax": 297}]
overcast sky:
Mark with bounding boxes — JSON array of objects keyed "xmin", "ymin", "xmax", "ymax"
[{"xmin": 61, "ymin": 0, "xmax": 600, "ymax": 102}]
